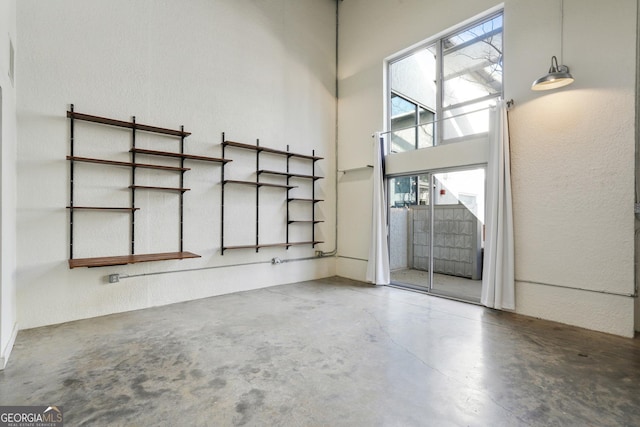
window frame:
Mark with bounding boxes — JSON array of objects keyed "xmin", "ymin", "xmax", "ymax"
[
  {"xmin": 390, "ymin": 91, "xmax": 435, "ymax": 153},
  {"xmin": 386, "ymin": 9, "xmax": 503, "ymax": 150}
]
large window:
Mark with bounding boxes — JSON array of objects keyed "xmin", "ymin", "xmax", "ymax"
[{"xmin": 388, "ymin": 12, "xmax": 503, "ymax": 152}]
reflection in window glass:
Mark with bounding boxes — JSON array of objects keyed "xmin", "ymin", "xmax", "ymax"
[
  {"xmin": 443, "ymin": 14, "xmax": 503, "ymax": 109},
  {"xmin": 388, "ymin": 12, "xmax": 502, "ymax": 149},
  {"xmin": 390, "ymin": 93, "xmax": 435, "ymax": 153},
  {"xmin": 389, "ymin": 45, "xmax": 437, "ymax": 153},
  {"xmin": 389, "ymin": 175, "xmax": 430, "ymax": 207},
  {"xmin": 419, "ymin": 107, "xmax": 435, "ymax": 149},
  {"xmin": 441, "ymin": 99, "xmax": 493, "ymax": 141},
  {"xmin": 390, "ymin": 94, "xmax": 417, "ymax": 153},
  {"xmin": 390, "ymin": 47, "xmax": 437, "ymax": 111}
]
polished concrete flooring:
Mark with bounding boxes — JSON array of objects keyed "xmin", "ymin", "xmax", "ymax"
[
  {"xmin": 391, "ymin": 269, "xmax": 482, "ymax": 302},
  {"xmin": 1, "ymin": 277, "xmax": 639, "ymax": 426}
]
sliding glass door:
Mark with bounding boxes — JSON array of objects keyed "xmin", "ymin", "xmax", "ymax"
[
  {"xmin": 389, "ymin": 167, "xmax": 485, "ymax": 302},
  {"xmin": 389, "ymin": 174, "xmax": 431, "ymax": 290}
]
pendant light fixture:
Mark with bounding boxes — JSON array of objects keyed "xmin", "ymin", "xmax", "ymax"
[
  {"xmin": 531, "ymin": 56, "xmax": 574, "ymax": 91},
  {"xmin": 531, "ymin": 0, "xmax": 574, "ymax": 91}
]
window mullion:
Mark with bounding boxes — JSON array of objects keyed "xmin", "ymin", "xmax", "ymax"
[
  {"xmin": 414, "ymin": 104, "xmax": 419, "ymax": 149},
  {"xmin": 443, "ymin": 93, "xmax": 502, "ymax": 112},
  {"xmin": 435, "ymin": 39, "xmax": 444, "ymax": 147}
]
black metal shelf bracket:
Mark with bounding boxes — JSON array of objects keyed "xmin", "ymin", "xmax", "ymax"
[
  {"xmin": 131, "ymin": 115, "xmax": 137, "ymax": 255},
  {"xmin": 221, "ymin": 132, "xmax": 226, "ymax": 255},
  {"xmin": 69, "ymin": 104, "xmax": 75, "ymax": 260},
  {"xmin": 255, "ymin": 139, "xmax": 260, "ymax": 252}
]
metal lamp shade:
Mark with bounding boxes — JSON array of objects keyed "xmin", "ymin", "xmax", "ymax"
[{"xmin": 531, "ymin": 56, "xmax": 574, "ymax": 91}]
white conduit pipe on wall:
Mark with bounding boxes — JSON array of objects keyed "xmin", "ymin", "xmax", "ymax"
[
  {"xmin": 516, "ymin": 279, "xmax": 636, "ymax": 299},
  {"xmin": 317, "ymin": 0, "xmax": 341, "ymax": 258},
  {"xmin": 114, "ymin": 255, "xmax": 322, "ymax": 282},
  {"xmin": 634, "ymin": 0, "xmax": 640, "ymax": 301}
]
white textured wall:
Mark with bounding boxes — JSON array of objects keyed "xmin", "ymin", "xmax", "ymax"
[
  {"xmin": 17, "ymin": 0, "xmax": 337, "ymax": 329},
  {"xmin": 337, "ymin": 0, "xmax": 637, "ymax": 336},
  {"xmin": 507, "ymin": 0, "xmax": 636, "ymax": 337},
  {"xmin": 0, "ymin": 0, "xmax": 18, "ymax": 367},
  {"xmin": 13, "ymin": 0, "xmax": 639, "ymax": 338}
]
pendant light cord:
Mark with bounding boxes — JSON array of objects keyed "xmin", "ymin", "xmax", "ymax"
[{"xmin": 560, "ymin": 0, "xmax": 565, "ymax": 64}]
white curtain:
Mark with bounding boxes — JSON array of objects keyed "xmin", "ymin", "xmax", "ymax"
[
  {"xmin": 481, "ymin": 101, "xmax": 515, "ymax": 309},
  {"xmin": 366, "ymin": 133, "xmax": 390, "ymax": 285}
]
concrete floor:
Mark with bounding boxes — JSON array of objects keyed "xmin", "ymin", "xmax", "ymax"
[
  {"xmin": 391, "ymin": 269, "xmax": 482, "ymax": 302},
  {"xmin": 1, "ymin": 277, "xmax": 639, "ymax": 426}
]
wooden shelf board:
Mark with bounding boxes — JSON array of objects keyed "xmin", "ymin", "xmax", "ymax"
[
  {"xmin": 67, "ymin": 206, "xmax": 139, "ymax": 211},
  {"xmin": 222, "ymin": 243, "xmax": 287, "ymax": 251},
  {"xmin": 67, "ymin": 156, "xmax": 190, "ymax": 172},
  {"xmin": 69, "ymin": 251, "xmax": 201, "ymax": 269},
  {"xmin": 223, "ymin": 140, "xmax": 323, "ymax": 161},
  {"xmin": 222, "ymin": 244, "xmax": 260, "ymax": 251},
  {"xmin": 131, "ymin": 148, "xmax": 229, "ymax": 163},
  {"xmin": 68, "ymin": 110, "xmax": 190, "ymax": 137},
  {"xmin": 129, "ymin": 185, "xmax": 190, "ymax": 192},
  {"xmin": 258, "ymin": 170, "xmax": 323, "ymax": 180},
  {"xmin": 287, "ymin": 241, "xmax": 324, "ymax": 247},
  {"xmin": 222, "ymin": 140, "xmax": 261, "ymax": 151},
  {"xmin": 293, "ymin": 153, "xmax": 323, "ymax": 161},
  {"xmin": 223, "ymin": 180, "xmax": 296, "ymax": 189},
  {"xmin": 288, "ymin": 198, "xmax": 324, "ymax": 203}
]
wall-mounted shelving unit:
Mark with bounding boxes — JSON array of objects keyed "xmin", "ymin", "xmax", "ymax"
[
  {"xmin": 220, "ymin": 134, "xmax": 324, "ymax": 254},
  {"xmin": 66, "ymin": 105, "xmax": 230, "ymax": 268}
]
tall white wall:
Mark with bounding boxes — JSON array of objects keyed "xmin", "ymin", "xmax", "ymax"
[
  {"xmin": 17, "ymin": 0, "xmax": 337, "ymax": 329},
  {"xmin": 337, "ymin": 0, "xmax": 637, "ymax": 337},
  {"xmin": 0, "ymin": 0, "xmax": 18, "ymax": 368}
]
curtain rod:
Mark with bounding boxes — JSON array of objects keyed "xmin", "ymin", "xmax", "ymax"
[{"xmin": 375, "ymin": 98, "xmax": 514, "ymax": 137}]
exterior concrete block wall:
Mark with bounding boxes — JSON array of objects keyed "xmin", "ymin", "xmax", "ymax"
[{"xmin": 412, "ymin": 205, "xmax": 481, "ymax": 280}]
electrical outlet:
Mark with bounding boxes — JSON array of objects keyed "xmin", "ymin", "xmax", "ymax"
[{"xmin": 108, "ymin": 274, "xmax": 120, "ymax": 283}]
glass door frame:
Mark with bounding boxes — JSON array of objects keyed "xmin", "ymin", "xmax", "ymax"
[{"xmin": 386, "ymin": 163, "xmax": 487, "ymax": 302}]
